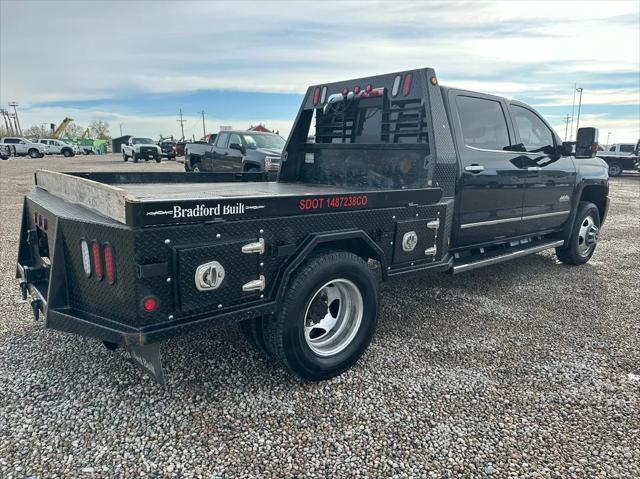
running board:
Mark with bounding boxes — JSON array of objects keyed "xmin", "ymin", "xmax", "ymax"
[{"xmin": 452, "ymin": 239, "xmax": 564, "ymax": 274}]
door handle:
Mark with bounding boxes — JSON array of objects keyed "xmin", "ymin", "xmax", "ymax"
[
  {"xmin": 464, "ymin": 165, "xmax": 485, "ymax": 173},
  {"xmin": 527, "ymin": 166, "xmax": 542, "ymax": 172}
]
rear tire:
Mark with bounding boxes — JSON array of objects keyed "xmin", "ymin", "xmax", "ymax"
[
  {"xmin": 103, "ymin": 341, "xmax": 118, "ymax": 351},
  {"xmin": 239, "ymin": 317, "xmax": 273, "ymax": 360},
  {"xmin": 132, "ymin": 152, "xmax": 138, "ymax": 163},
  {"xmin": 263, "ymin": 251, "xmax": 378, "ymax": 381},
  {"xmin": 63, "ymin": 149, "xmax": 73, "ymax": 157},
  {"xmin": 123, "ymin": 151, "xmax": 128, "ymax": 162},
  {"xmin": 192, "ymin": 162, "xmax": 201, "ymax": 172},
  {"xmin": 155, "ymin": 157, "xmax": 161, "ymax": 163},
  {"xmin": 556, "ymin": 201, "xmax": 600, "ymax": 265},
  {"xmin": 608, "ymin": 161, "xmax": 623, "ymax": 177},
  {"xmin": 29, "ymin": 148, "xmax": 40, "ymax": 158}
]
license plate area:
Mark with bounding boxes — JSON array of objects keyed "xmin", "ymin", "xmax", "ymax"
[{"xmin": 175, "ymin": 240, "xmax": 259, "ymax": 314}]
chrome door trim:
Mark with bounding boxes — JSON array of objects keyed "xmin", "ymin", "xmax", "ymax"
[{"xmin": 460, "ymin": 210, "xmax": 570, "ymax": 229}]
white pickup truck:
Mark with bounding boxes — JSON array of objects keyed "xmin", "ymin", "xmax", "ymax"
[
  {"xmin": 597, "ymin": 142, "xmax": 640, "ymax": 176},
  {"xmin": 121, "ymin": 137, "xmax": 162, "ymax": 163},
  {"xmin": 0, "ymin": 137, "xmax": 48, "ymax": 158},
  {"xmin": 34, "ymin": 139, "xmax": 79, "ymax": 157}
]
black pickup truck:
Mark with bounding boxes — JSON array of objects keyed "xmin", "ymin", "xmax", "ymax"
[
  {"xmin": 185, "ymin": 130, "xmax": 284, "ymax": 174},
  {"xmin": 16, "ymin": 67, "xmax": 609, "ymax": 384}
]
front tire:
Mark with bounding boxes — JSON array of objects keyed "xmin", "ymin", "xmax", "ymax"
[
  {"xmin": 132, "ymin": 152, "xmax": 138, "ymax": 163},
  {"xmin": 191, "ymin": 162, "xmax": 201, "ymax": 172},
  {"xmin": 123, "ymin": 151, "xmax": 128, "ymax": 162},
  {"xmin": 608, "ymin": 161, "xmax": 623, "ymax": 177},
  {"xmin": 263, "ymin": 251, "xmax": 378, "ymax": 381},
  {"xmin": 63, "ymin": 149, "xmax": 73, "ymax": 157},
  {"xmin": 28, "ymin": 148, "xmax": 40, "ymax": 158},
  {"xmin": 556, "ymin": 201, "xmax": 600, "ymax": 265}
]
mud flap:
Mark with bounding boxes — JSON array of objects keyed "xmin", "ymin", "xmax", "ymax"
[{"xmin": 126, "ymin": 343, "xmax": 166, "ymax": 385}]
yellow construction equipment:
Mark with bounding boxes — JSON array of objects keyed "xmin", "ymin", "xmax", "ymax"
[
  {"xmin": 52, "ymin": 117, "xmax": 74, "ymax": 138},
  {"xmin": 80, "ymin": 127, "xmax": 90, "ymax": 139}
]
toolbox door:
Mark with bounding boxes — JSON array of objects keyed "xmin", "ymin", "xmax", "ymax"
[{"xmin": 175, "ymin": 238, "xmax": 264, "ymax": 314}]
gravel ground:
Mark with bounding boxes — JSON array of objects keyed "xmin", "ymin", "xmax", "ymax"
[{"xmin": 1, "ymin": 154, "xmax": 639, "ymax": 478}]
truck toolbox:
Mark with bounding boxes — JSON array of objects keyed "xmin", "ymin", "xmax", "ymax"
[{"xmin": 16, "ymin": 67, "xmax": 609, "ymax": 384}]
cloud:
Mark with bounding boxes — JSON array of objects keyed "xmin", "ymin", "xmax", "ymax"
[{"xmin": 1, "ymin": 0, "xmax": 638, "ymax": 141}]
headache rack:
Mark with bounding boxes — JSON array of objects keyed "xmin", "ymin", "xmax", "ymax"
[{"xmin": 315, "ymin": 94, "xmax": 429, "ymax": 145}]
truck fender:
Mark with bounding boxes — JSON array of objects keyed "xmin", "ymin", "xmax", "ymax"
[
  {"xmin": 273, "ymin": 229, "xmax": 387, "ymax": 305},
  {"xmin": 564, "ymin": 181, "xmax": 609, "ymax": 237}
]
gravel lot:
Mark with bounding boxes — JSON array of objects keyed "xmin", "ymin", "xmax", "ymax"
[{"xmin": 1, "ymin": 154, "xmax": 639, "ymax": 478}]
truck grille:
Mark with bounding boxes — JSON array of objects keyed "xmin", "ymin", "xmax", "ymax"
[{"xmin": 140, "ymin": 147, "xmax": 157, "ymax": 156}]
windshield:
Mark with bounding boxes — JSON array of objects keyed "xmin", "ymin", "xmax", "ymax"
[
  {"xmin": 132, "ymin": 138, "xmax": 154, "ymax": 144},
  {"xmin": 242, "ymin": 134, "xmax": 285, "ymax": 150}
]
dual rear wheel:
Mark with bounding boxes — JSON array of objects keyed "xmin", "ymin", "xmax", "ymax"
[{"xmin": 240, "ymin": 251, "xmax": 378, "ymax": 381}]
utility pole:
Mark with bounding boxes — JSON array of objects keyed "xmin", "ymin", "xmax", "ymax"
[
  {"xmin": 200, "ymin": 110, "xmax": 206, "ymax": 139},
  {"xmin": 569, "ymin": 83, "xmax": 577, "ymax": 141},
  {"xmin": 119, "ymin": 124, "xmax": 123, "ymax": 136},
  {"xmin": 8, "ymin": 101, "xmax": 21, "ymax": 135},
  {"xmin": 177, "ymin": 109, "xmax": 186, "ymax": 140},
  {"xmin": 563, "ymin": 114, "xmax": 570, "ymax": 141},
  {"xmin": 606, "ymin": 132, "xmax": 611, "ymax": 147},
  {"xmin": 575, "ymin": 87, "xmax": 583, "ymax": 134}
]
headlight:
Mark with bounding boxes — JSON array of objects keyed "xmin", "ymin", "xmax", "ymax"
[{"xmin": 264, "ymin": 156, "xmax": 281, "ymax": 172}]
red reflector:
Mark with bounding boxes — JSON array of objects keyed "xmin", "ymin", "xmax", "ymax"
[
  {"xmin": 312, "ymin": 87, "xmax": 321, "ymax": 106},
  {"xmin": 103, "ymin": 243, "xmax": 116, "ymax": 285},
  {"xmin": 342, "ymin": 87, "xmax": 349, "ymax": 96},
  {"xmin": 33, "ymin": 212, "xmax": 38, "ymax": 224},
  {"xmin": 43, "ymin": 218, "xmax": 48, "ymax": 230},
  {"xmin": 402, "ymin": 73, "xmax": 412, "ymax": 97},
  {"xmin": 92, "ymin": 241, "xmax": 103, "ymax": 281},
  {"xmin": 365, "ymin": 84, "xmax": 372, "ymax": 93},
  {"xmin": 143, "ymin": 297, "xmax": 157, "ymax": 312},
  {"xmin": 353, "ymin": 85, "xmax": 361, "ymax": 94}
]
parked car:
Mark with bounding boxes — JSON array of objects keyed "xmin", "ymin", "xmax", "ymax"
[
  {"xmin": 159, "ymin": 140, "xmax": 177, "ymax": 160},
  {"xmin": 15, "ymin": 67, "xmax": 609, "ymax": 385},
  {"xmin": 34, "ymin": 139, "xmax": 78, "ymax": 157},
  {"xmin": 175, "ymin": 141, "xmax": 188, "ymax": 158},
  {"xmin": 121, "ymin": 137, "xmax": 162, "ymax": 163},
  {"xmin": 0, "ymin": 143, "xmax": 11, "ymax": 160},
  {"xmin": 185, "ymin": 131, "xmax": 283, "ymax": 174},
  {"xmin": 596, "ymin": 142, "xmax": 640, "ymax": 176},
  {"xmin": 0, "ymin": 137, "xmax": 48, "ymax": 157}
]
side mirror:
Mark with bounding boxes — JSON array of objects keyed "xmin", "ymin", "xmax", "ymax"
[
  {"xmin": 575, "ymin": 127, "xmax": 599, "ymax": 158},
  {"xmin": 560, "ymin": 142, "xmax": 574, "ymax": 156},
  {"xmin": 229, "ymin": 142, "xmax": 244, "ymax": 153}
]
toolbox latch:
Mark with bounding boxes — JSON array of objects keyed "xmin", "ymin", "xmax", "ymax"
[
  {"xmin": 242, "ymin": 275, "xmax": 265, "ymax": 292},
  {"xmin": 241, "ymin": 238, "xmax": 265, "ymax": 255}
]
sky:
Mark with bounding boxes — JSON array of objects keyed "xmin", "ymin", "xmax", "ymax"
[{"xmin": 1, "ymin": 0, "xmax": 639, "ymax": 143}]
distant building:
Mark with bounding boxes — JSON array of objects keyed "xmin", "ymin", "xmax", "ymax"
[
  {"xmin": 111, "ymin": 135, "xmax": 132, "ymax": 153},
  {"xmin": 248, "ymin": 124, "xmax": 272, "ymax": 133}
]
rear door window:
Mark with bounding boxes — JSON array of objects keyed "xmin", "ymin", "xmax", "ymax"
[
  {"xmin": 619, "ymin": 144, "xmax": 634, "ymax": 153},
  {"xmin": 216, "ymin": 132, "xmax": 230, "ymax": 148},
  {"xmin": 509, "ymin": 105, "xmax": 555, "ymax": 154},
  {"xmin": 456, "ymin": 96, "xmax": 510, "ymax": 150},
  {"xmin": 228, "ymin": 134, "xmax": 242, "ymax": 148}
]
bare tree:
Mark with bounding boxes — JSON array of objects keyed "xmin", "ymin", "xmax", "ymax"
[
  {"xmin": 64, "ymin": 123, "xmax": 86, "ymax": 139},
  {"xmin": 22, "ymin": 125, "xmax": 50, "ymax": 138},
  {"xmin": 89, "ymin": 120, "xmax": 111, "ymax": 140}
]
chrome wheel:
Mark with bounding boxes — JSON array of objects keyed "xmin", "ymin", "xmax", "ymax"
[
  {"xmin": 578, "ymin": 215, "xmax": 598, "ymax": 257},
  {"xmin": 304, "ymin": 279, "xmax": 363, "ymax": 357}
]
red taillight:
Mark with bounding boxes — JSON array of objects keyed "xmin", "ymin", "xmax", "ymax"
[
  {"xmin": 43, "ymin": 218, "xmax": 48, "ymax": 230},
  {"xmin": 103, "ymin": 243, "xmax": 116, "ymax": 284},
  {"xmin": 33, "ymin": 212, "xmax": 39, "ymax": 225},
  {"xmin": 92, "ymin": 241, "xmax": 103, "ymax": 281},
  {"xmin": 402, "ymin": 73, "xmax": 412, "ymax": 97},
  {"xmin": 312, "ymin": 87, "xmax": 321, "ymax": 106},
  {"xmin": 143, "ymin": 297, "xmax": 158, "ymax": 312}
]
